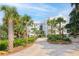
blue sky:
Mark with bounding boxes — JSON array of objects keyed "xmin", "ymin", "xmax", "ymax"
[{"xmin": 0, "ymin": 3, "xmax": 72, "ymax": 24}]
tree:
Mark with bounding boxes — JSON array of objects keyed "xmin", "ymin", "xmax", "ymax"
[
  {"xmin": 47, "ymin": 18, "xmax": 57, "ymax": 34},
  {"xmin": 39, "ymin": 24, "xmax": 45, "ymax": 37},
  {"xmin": 32, "ymin": 27, "xmax": 38, "ymax": 37},
  {"xmin": 0, "ymin": 5, "xmax": 18, "ymax": 50},
  {"xmin": 21, "ymin": 14, "xmax": 31, "ymax": 39},
  {"xmin": 56, "ymin": 17, "xmax": 66, "ymax": 35},
  {"xmin": 14, "ymin": 15, "xmax": 24, "ymax": 39},
  {"xmin": 65, "ymin": 4, "xmax": 79, "ymax": 37}
]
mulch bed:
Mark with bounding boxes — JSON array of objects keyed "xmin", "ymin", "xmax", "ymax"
[{"xmin": 0, "ymin": 44, "xmax": 34, "ymax": 56}]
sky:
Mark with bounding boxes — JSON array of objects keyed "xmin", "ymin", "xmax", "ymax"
[{"xmin": 0, "ymin": 3, "xmax": 72, "ymax": 24}]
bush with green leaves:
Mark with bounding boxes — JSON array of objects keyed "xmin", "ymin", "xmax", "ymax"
[
  {"xmin": 14, "ymin": 36, "xmax": 36, "ymax": 47},
  {"xmin": 47, "ymin": 34, "xmax": 71, "ymax": 44},
  {"xmin": 26, "ymin": 36, "xmax": 36, "ymax": 44},
  {"xmin": 0, "ymin": 40, "xmax": 8, "ymax": 50},
  {"xmin": 14, "ymin": 38, "xmax": 26, "ymax": 47},
  {"xmin": 0, "ymin": 36, "xmax": 36, "ymax": 50},
  {"xmin": 47, "ymin": 34, "xmax": 61, "ymax": 40}
]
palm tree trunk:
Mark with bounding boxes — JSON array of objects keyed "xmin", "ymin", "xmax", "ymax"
[
  {"xmin": 8, "ymin": 19, "xmax": 14, "ymax": 50},
  {"xmin": 51, "ymin": 25, "xmax": 53, "ymax": 34},
  {"xmin": 23, "ymin": 25, "xmax": 28, "ymax": 43},
  {"xmin": 26, "ymin": 26, "xmax": 28, "ymax": 38},
  {"xmin": 61, "ymin": 28, "xmax": 63, "ymax": 36},
  {"xmin": 23, "ymin": 30, "xmax": 26, "ymax": 39},
  {"xmin": 54, "ymin": 30, "xmax": 55, "ymax": 35},
  {"xmin": 23, "ymin": 28, "xmax": 27, "ymax": 39},
  {"xmin": 59, "ymin": 23, "xmax": 62, "ymax": 35}
]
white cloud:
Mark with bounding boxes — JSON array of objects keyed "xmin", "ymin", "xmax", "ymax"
[
  {"xmin": 0, "ymin": 3, "xmax": 72, "ymax": 24},
  {"xmin": 0, "ymin": 3, "xmax": 58, "ymax": 13},
  {"xmin": 39, "ymin": 4, "xmax": 58, "ymax": 12},
  {"xmin": 26, "ymin": 5, "xmax": 48, "ymax": 12},
  {"xmin": 0, "ymin": 3, "xmax": 50, "ymax": 12}
]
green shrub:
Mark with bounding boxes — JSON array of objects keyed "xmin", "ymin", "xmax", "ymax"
[
  {"xmin": 14, "ymin": 38, "xmax": 26, "ymax": 47},
  {"xmin": 47, "ymin": 34, "xmax": 62, "ymax": 40},
  {"xmin": 63, "ymin": 37, "xmax": 71, "ymax": 42},
  {"xmin": 0, "ymin": 31, "xmax": 8, "ymax": 40},
  {"xmin": 0, "ymin": 40, "xmax": 8, "ymax": 50},
  {"xmin": 47, "ymin": 34, "xmax": 71, "ymax": 44},
  {"xmin": 26, "ymin": 36, "xmax": 36, "ymax": 44},
  {"xmin": 0, "ymin": 36, "xmax": 36, "ymax": 50},
  {"xmin": 14, "ymin": 36, "xmax": 36, "ymax": 47}
]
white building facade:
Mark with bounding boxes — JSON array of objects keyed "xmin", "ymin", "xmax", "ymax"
[{"xmin": 27, "ymin": 21, "xmax": 41, "ymax": 37}]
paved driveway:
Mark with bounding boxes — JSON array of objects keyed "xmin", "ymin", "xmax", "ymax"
[{"xmin": 9, "ymin": 38, "xmax": 79, "ymax": 56}]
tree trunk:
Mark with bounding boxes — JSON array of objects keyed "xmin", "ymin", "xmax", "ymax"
[
  {"xmin": 54, "ymin": 30, "xmax": 56, "ymax": 35},
  {"xmin": 8, "ymin": 19, "xmax": 14, "ymax": 50},
  {"xmin": 59, "ymin": 23, "xmax": 62, "ymax": 35},
  {"xmin": 23, "ymin": 28, "xmax": 28, "ymax": 39},
  {"xmin": 61, "ymin": 28, "xmax": 64, "ymax": 36},
  {"xmin": 26, "ymin": 25, "xmax": 28, "ymax": 38},
  {"xmin": 51, "ymin": 25, "xmax": 53, "ymax": 34},
  {"xmin": 23, "ymin": 25, "xmax": 28, "ymax": 43},
  {"xmin": 23, "ymin": 29, "xmax": 27, "ymax": 39}
]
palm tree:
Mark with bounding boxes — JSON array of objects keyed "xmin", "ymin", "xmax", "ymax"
[
  {"xmin": 0, "ymin": 5, "xmax": 18, "ymax": 50},
  {"xmin": 47, "ymin": 18, "xmax": 57, "ymax": 34},
  {"xmin": 21, "ymin": 14, "xmax": 31, "ymax": 39},
  {"xmin": 56, "ymin": 17, "xmax": 66, "ymax": 35},
  {"xmin": 51, "ymin": 18, "xmax": 58, "ymax": 34},
  {"xmin": 32, "ymin": 27, "xmax": 38, "ymax": 37},
  {"xmin": 14, "ymin": 15, "xmax": 24, "ymax": 38},
  {"xmin": 14, "ymin": 22, "xmax": 24, "ymax": 38},
  {"xmin": 47, "ymin": 19, "xmax": 53, "ymax": 34}
]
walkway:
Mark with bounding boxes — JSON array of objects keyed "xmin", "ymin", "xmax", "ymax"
[{"xmin": 9, "ymin": 38, "xmax": 79, "ymax": 56}]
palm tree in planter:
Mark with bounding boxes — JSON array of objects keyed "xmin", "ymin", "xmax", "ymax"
[
  {"xmin": 0, "ymin": 5, "xmax": 18, "ymax": 50},
  {"xmin": 56, "ymin": 17, "xmax": 66, "ymax": 36},
  {"xmin": 47, "ymin": 18, "xmax": 57, "ymax": 34}
]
